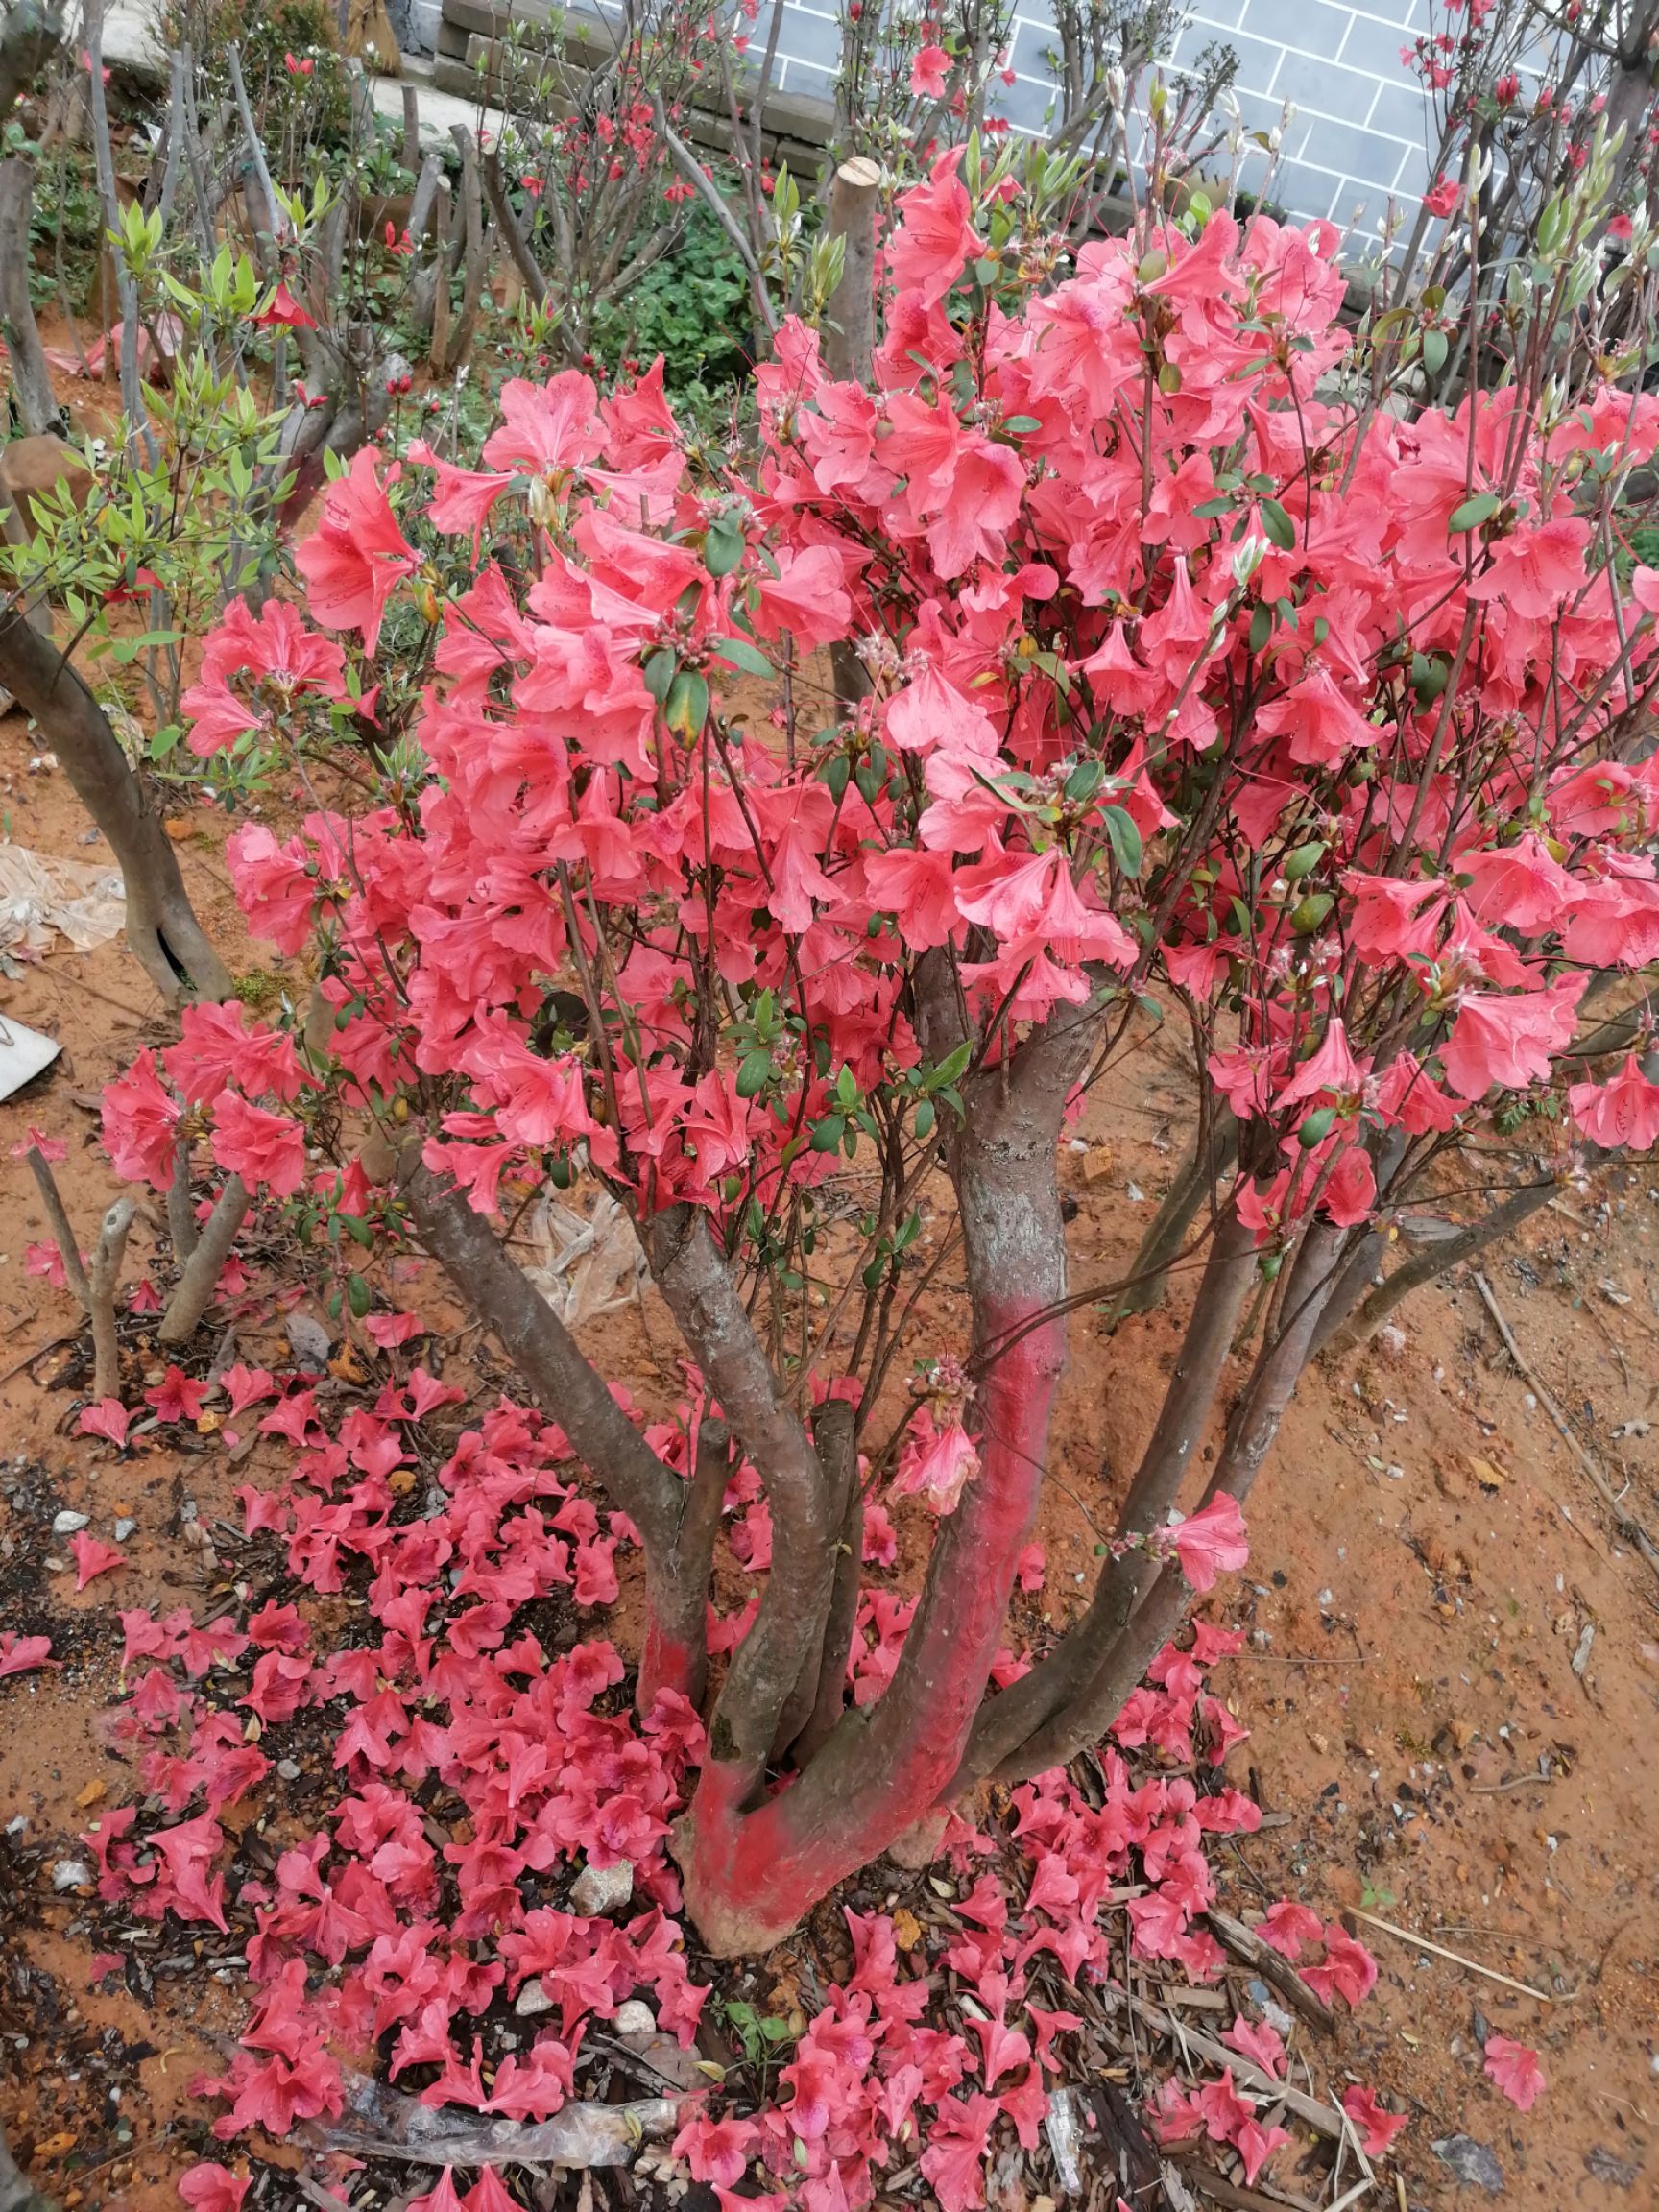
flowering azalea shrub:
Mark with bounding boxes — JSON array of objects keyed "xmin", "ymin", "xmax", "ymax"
[
  {"xmin": 99, "ymin": 143, "xmax": 1659, "ymax": 1968},
  {"xmin": 82, "ymin": 1372, "xmax": 1391, "ymax": 2210}
]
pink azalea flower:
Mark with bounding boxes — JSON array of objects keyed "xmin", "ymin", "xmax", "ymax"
[
  {"xmin": 146, "ymin": 1366, "xmax": 210, "ymax": 1424},
  {"xmin": 1484, "ymin": 2034, "xmax": 1546, "ymax": 2110},
  {"xmin": 293, "ymin": 446, "xmax": 416, "ymax": 654},
  {"xmin": 910, "ymin": 40, "xmax": 950, "ymax": 97},
  {"xmin": 252, "ymin": 281, "xmax": 316, "ymax": 329},
  {"xmin": 0, "ymin": 1632, "xmax": 55, "ymax": 1679},
  {"xmin": 177, "ymin": 2161, "xmax": 250, "ymax": 2212},
  {"xmin": 11, "ymin": 1126, "xmax": 66, "ymax": 1162},
  {"xmin": 1570, "ymin": 1055, "xmax": 1659, "ymax": 1151},
  {"xmin": 1342, "ymin": 2083, "xmax": 1407, "ymax": 2154},
  {"xmin": 70, "ymin": 1530, "xmax": 128, "ymax": 1589},
  {"xmin": 1156, "ymin": 1495, "xmax": 1249, "ymax": 1592}
]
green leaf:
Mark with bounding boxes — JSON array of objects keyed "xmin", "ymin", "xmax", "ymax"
[
  {"xmin": 818, "ymin": 753, "xmax": 851, "ymax": 801},
  {"xmin": 663, "ymin": 669, "xmax": 709, "ymax": 739},
  {"xmin": 809, "ymin": 1115, "xmax": 845, "ymax": 1153},
  {"xmin": 735, "ymin": 1048, "xmax": 772, "ymax": 1098},
  {"xmin": 1296, "ymin": 1105, "xmax": 1337, "ymax": 1146},
  {"xmin": 1422, "ymin": 325, "xmax": 1449, "ymax": 377},
  {"xmin": 1002, "ymin": 414, "xmax": 1042, "ymax": 434},
  {"xmin": 711, "ymin": 634, "xmax": 774, "ymax": 678},
  {"xmin": 1102, "ymin": 805, "xmax": 1143, "ymax": 879},
  {"xmin": 1288, "ymin": 890, "xmax": 1334, "ymax": 934},
  {"xmin": 914, "ymin": 1097, "xmax": 935, "ymax": 1138},
  {"xmin": 338, "ymin": 1213, "xmax": 375, "ymax": 1249},
  {"xmin": 347, "ymin": 1271, "xmax": 372, "ymax": 1319},
  {"xmin": 1248, "ymin": 603, "xmax": 1273, "ymax": 654},
  {"xmin": 1448, "ymin": 490, "xmax": 1500, "ymax": 535},
  {"xmin": 1284, "ymin": 839, "xmax": 1326, "ymax": 882},
  {"xmin": 925, "ymin": 1040, "xmax": 973, "ymax": 1093},
  {"xmin": 704, "ymin": 519, "xmax": 745, "ymax": 577},
  {"xmin": 643, "ymin": 647, "xmax": 677, "ymax": 702},
  {"xmin": 1259, "ymin": 497, "xmax": 1295, "ymax": 550}
]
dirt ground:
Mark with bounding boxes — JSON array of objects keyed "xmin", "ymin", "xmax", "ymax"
[{"xmin": 0, "ymin": 695, "xmax": 1656, "ymax": 2212}]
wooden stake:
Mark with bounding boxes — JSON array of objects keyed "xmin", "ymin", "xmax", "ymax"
[
  {"xmin": 429, "ymin": 177, "xmax": 452, "ymax": 375},
  {"xmin": 823, "ymin": 155, "xmax": 881, "ymax": 384},
  {"xmin": 25, "ymin": 1148, "xmax": 90, "ymax": 1308},
  {"xmin": 446, "ymin": 124, "xmax": 486, "ymax": 372},
  {"xmin": 89, "ymin": 1198, "xmax": 135, "ymax": 1401}
]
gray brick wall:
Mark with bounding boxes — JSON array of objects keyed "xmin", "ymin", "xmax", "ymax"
[
  {"xmin": 399, "ymin": 0, "xmax": 1438, "ymax": 230},
  {"xmin": 755, "ymin": 0, "xmax": 1442, "ymax": 231}
]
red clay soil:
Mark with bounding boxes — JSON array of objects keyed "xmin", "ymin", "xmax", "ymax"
[{"xmin": 0, "ymin": 700, "xmax": 1655, "ymax": 2211}]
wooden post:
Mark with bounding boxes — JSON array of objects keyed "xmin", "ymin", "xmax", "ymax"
[
  {"xmin": 429, "ymin": 176, "xmax": 452, "ymax": 374},
  {"xmin": 446, "ymin": 123, "xmax": 486, "ymax": 371},
  {"xmin": 823, "ymin": 155, "xmax": 881, "ymax": 385},
  {"xmin": 401, "ymin": 81, "xmax": 421, "ymax": 173}
]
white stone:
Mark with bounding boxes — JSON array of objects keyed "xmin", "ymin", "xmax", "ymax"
[{"xmin": 570, "ymin": 1860, "xmax": 634, "ymax": 1917}]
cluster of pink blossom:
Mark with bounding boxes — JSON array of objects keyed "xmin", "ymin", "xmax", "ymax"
[
  {"xmin": 80, "ymin": 1367, "xmax": 1378, "ymax": 2209},
  {"xmin": 87, "ymin": 154, "xmax": 1659, "ymax": 1296}
]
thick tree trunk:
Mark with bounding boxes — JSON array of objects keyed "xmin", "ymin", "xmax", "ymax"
[
  {"xmin": 794, "ymin": 1409, "xmax": 866, "ymax": 1764},
  {"xmin": 0, "ymin": 158, "xmax": 63, "ymax": 435},
  {"xmin": 950, "ymin": 1202, "xmax": 1259, "ymax": 1791},
  {"xmin": 646, "ymin": 1208, "xmax": 834, "ymax": 1789},
  {"xmin": 403, "ymin": 1160, "xmax": 683, "ymax": 1557},
  {"xmin": 0, "ymin": 2118, "xmax": 58, "ymax": 2212},
  {"xmin": 673, "ymin": 1014, "xmax": 1092, "ymax": 1955},
  {"xmin": 0, "ymin": 610, "xmax": 232, "ymax": 1003},
  {"xmin": 637, "ymin": 1417, "xmax": 729, "ymax": 1713},
  {"xmin": 990, "ymin": 1221, "xmax": 1347, "ymax": 1785},
  {"xmin": 772, "ymin": 1397, "xmax": 857, "ymax": 1759}
]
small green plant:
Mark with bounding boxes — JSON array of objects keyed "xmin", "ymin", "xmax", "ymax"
[
  {"xmin": 589, "ymin": 207, "xmax": 753, "ymax": 393},
  {"xmin": 718, "ymin": 1996, "xmax": 798, "ymax": 2083}
]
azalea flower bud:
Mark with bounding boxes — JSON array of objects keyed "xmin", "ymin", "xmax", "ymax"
[{"xmin": 1231, "ymin": 536, "xmax": 1268, "ymax": 587}]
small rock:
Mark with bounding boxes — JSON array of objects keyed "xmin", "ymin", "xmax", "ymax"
[
  {"xmin": 570, "ymin": 1860, "xmax": 634, "ymax": 1917},
  {"xmin": 285, "ymin": 1313, "xmax": 333, "ymax": 1370},
  {"xmin": 1432, "ymin": 2134, "xmax": 1504, "ymax": 2193},
  {"xmin": 52, "ymin": 1861, "xmax": 93, "ymax": 1892},
  {"xmin": 613, "ymin": 1999, "xmax": 656, "ymax": 2038},
  {"xmin": 514, "ymin": 1980, "xmax": 553, "ymax": 2018},
  {"xmin": 1244, "ymin": 1979, "xmax": 1294, "ymax": 2036},
  {"xmin": 1585, "ymin": 2145, "xmax": 1641, "ymax": 2189},
  {"xmin": 113, "ymin": 1519, "xmax": 135, "ymax": 1544},
  {"xmin": 276, "ymin": 1760, "xmax": 301, "ymax": 1782},
  {"xmin": 5, "ymin": 1816, "xmax": 26, "ymax": 1839},
  {"xmin": 52, "ymin": 1510, "xmax": 90, "ymax": 1535}
]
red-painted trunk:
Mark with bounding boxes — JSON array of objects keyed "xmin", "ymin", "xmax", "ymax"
[
  {"xmin": 676, "ymin": 1296, "xmax": 1062, "ymax": 1955},
  {"xmin": 638, "ymin": 1612, "xmax": 703, "ymax": 1713}
]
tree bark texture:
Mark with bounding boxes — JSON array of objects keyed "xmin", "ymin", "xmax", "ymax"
[{"xmin": 0, "ymin": 610, "xmax": 232, "ymax": 1003}]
